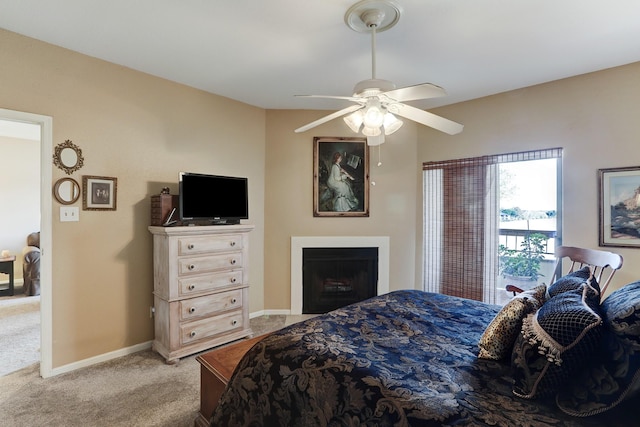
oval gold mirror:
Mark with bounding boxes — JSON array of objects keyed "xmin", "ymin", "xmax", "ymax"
[
  {"xmin": 53, "ymin": 140, "xmax": 84, "ymax": 175},
  {"xmin": 53, "ymin": 177, "xmax": 81, "ymax": 205}
]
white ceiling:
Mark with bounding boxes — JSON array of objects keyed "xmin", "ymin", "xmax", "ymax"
[{"xmin": 1, "ymin": 0, "xmax": 640, "ymax": 112}]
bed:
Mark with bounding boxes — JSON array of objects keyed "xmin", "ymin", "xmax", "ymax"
[{"xmin": 210, "ymin": 248, "xmax": 640, "ymax": 426}]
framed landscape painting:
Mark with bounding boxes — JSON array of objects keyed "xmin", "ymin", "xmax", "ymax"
[
  {"xmin": 313, "ymin": 136, "xmax": 369, "ymax": 217},
  {"xmin": 599, "ymin": 166, "xmax": 640, "ymax": 247}
]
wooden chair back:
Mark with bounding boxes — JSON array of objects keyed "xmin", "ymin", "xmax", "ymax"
[
  {"xmin": 550, "ymin": 246, "xmax": 623, "ymax": 296},
  {"xmin": 506, "ymin": 245, "xmax": 623, "ymax": 298}
]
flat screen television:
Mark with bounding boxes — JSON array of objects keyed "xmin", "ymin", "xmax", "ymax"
[{"xmin": 178, "ymin": 172, "xmax": 248, "ymax": 225}]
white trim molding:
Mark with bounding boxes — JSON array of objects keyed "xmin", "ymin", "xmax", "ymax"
[{"xmin": 0, "ymin": 108, "xmax": 53, "ymax": 378}]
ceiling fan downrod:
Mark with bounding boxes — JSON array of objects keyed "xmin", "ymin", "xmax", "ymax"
[{"xmin": 360, "ymin": 9, "xmax": 385, "ymax": 80}]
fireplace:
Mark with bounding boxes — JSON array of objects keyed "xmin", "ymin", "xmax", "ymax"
[
  {"xmin": 291, "ymin": 236, "xmax": 390, "ymax": 315},
  {"xmin": 303, "ymin": 247, "xmax": 378, "ymax": 313}
]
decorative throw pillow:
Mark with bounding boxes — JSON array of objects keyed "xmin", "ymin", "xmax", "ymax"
[
  {"xmin": 511, "ymin": 277, "xmax": 603, "ymax": 399},
  {"xmin": 478, "ymin": 285, "xmax": 547, "ymax": 360},
  {"xmin": 556, "ymin": 281, "xmax": 640, "ymax": 416},
  {"xmin": 546, "ymin": 266, "xmax": 594, "ymax": 298}
]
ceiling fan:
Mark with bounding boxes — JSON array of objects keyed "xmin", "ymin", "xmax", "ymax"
[{"xmin": 294, "ymin": 0, "xmax": 463, "ymax": 145}]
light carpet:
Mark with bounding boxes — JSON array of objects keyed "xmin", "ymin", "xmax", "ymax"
[
  {"xmin": 0, "ymin": 291, "xmax": 40, "ymax": 376},
  {"xmin": 0, "ymin": 314, "xmax": 303, "ymax": 427}
]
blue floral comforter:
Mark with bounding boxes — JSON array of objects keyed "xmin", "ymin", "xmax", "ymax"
[{"xmin": 210, "ymin": 290, "xmax": 636, "ymax": 426}]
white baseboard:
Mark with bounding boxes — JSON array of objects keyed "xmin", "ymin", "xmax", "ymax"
[
  {"xmin": 48, "ymin": 341, "xmax": 152, "ymax": 377},
  {"xmin": 48, "ymin": 310, "xmax": 293, "ymax": 377},
  {"xmin": 264, "ymin": 309, "xmax": 292, "ymax": 315}
]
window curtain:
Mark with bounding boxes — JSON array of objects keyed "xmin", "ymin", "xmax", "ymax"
[{"xmin": 423, "ymin": 148, "xmax": 562, "ymax": 303}]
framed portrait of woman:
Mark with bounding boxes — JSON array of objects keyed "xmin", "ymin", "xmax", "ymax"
[{"xmin": 313, "ymin": 136, "xmax": 369, "ymax": 217}]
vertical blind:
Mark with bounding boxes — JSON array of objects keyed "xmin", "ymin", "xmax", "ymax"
[{"xmin": 423, "ymin": 148, "xmax": 562, "ymax": 303}]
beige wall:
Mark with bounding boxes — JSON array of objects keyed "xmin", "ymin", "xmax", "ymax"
[
  {"xmin": 264, "ymin": 110, "xmax": 420, "ymax": 309},
  {"xmin": 416, "ymin": 62, "xmax": 640, "ymax": 296},
  {"xmin": 0, "ymin": 29, "xmax": 266, "ymax": 367},
  {"xmin": 3, "ymin": 25, "xmax": 640, "ymax": 370}
]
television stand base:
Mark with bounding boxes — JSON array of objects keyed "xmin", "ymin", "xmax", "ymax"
[{"xmin": 211, "ymin": 219, "xmax": 240, "ymax": 225}]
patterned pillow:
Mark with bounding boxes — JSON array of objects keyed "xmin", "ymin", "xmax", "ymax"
[
  {"xmin": 556, "ymin": 281, "xmax": 640, "ymax": 416},
  {"xmin": 478, "ymin": 285, "xmax": 547, "ymax": 360},
  {"xmin": 547, "ymin": 266, "xmax": 594, "ymax": 298},
  {"xmin": 511, "ymin": 277, "xmax": 603, "ymax": 399}
]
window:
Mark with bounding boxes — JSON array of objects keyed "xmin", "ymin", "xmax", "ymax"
[{"xmin": 423, "ymin": 148, "xmax": 562, "ymax": 304}]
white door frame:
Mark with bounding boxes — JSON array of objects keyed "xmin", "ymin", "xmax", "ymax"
[{"xmin": 1, "ymin": 108, "xmax": 53, "ymax": 378}]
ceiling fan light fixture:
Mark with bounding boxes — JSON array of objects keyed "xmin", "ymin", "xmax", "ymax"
[
  {"xmin": 363, "ymin": 104, "xmax": 384, "ymax": 128},
  {"xmin": 362, "ymin": 125, "xmax": 382, "ymax": 137},
  {"xmin": 383, "ymin": 113, "xmax": 402, "ymax": 135},
  {"xmin": 343, "ymin": 110, "xmax": 364, "ymax": 133}
]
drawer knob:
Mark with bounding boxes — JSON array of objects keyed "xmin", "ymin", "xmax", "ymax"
[
  {"xmin": 231, "ymin": 298, "xmax": 237, "ymax": 304},
  {"xmin": 230, "ymin": 277, "xmax": 237, "ymax": 283},
  {"xmin": 230, "ymin": 241, "xmax": 236, "ymax": 247},
  {"xmin": 189, "ymin": 307, "xmax": 196, "ymax": 313},
  {"xmin": 188, "ymin": 264, "xmax": 195, "ymax": 271},
  {"xmin": 230, "ymin": 259, "xmax": 237, "ymax": 265},
  {"xmin": 188, "ymin": 284, "xmax": 196, "ymax": 291},
  {"xmin": 190, "ymin": 331, "xmax": 196, "ymax": 338},
  {"xmin": 231, "ymin": 319, "xmax": 238, "ymax": 326},
  {"xmin": 188, "ymin": 244, "xmax": 194, "ymax": 250}
]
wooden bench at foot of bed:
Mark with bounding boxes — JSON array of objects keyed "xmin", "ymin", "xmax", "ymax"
[{"xmin": 194, "ymin": 334, "xmax": 267, "ymax": 427}]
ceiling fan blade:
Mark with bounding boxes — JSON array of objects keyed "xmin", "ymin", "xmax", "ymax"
[
  {"xmin": 294, "ymin": 104, "xmax": 363, "ymax": 133},
  {"xmin": 394, "ymin": 103, "xmax": 464, "ymax": 135},
  {"xmin": 383, "ymin": 83, "xmax": 447, "ymax": 102},
  {"xmin": 295, "ymin": 94, "xmax": 361, "ymax": 103}
]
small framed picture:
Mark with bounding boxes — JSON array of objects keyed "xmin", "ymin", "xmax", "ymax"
[
  {"xmin": 83, "ymin": 175, "xmax": 117, "ymax": 211},
  {"xmin": 313, "ymin": 136, "xmax": 369, "ymax": 217},
  {"xmin": 599, "ymin": 166, "xmax": 640, "ymax": 247}
]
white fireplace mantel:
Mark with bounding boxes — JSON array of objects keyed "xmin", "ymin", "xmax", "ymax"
[{"xmin": 290, "ymin": 236, "xmax": 390, "ymax": 315}]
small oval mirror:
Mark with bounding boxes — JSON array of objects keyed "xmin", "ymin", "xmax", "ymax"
[
  {"xmin": 53, "ymin": 140, "xmax": 84, "ymax": 175},
  {"xmin": 53, "ymin": 177, "xmax": 81, "ymax": 205},
  {"xmin": 60, "ymin": 147, "xmax": 78, "ymax": 167}
]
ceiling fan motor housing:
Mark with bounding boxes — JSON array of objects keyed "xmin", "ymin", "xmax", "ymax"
[{"xmin": 353, "ymin": 79, "xmax": 396, "ymax": 97}]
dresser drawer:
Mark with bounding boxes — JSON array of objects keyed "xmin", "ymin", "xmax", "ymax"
[
  {"xmin": 180, "ymin": 289, "xmax": 243, "ymax": 321},
  {"xmin": 178, "ymin": 252, "xmax": 243, "ymax": 276},
  {"xmin": 178, "ymin": 235, "xmax": 242, "ymax": 256},
  {"xmin": 178, "ymin": 271, "xmax": 243, "ymax": 296},
  {"xmin": 181, "ymin": 310, "xmax": 244, "ymax": 345}
]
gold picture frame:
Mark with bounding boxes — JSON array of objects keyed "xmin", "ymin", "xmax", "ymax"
[
  {"xmin": 313, "ymin": 136, "xmax": 369, "ymax": 217},
  {"xmin": 82, "ymin": 175, "xmax": 117, "ymax": 211},
  {"xmin": 53, "ymin": 177, "xmax": 81, "ymax": 205},
  {"xmin": 598, "ymin": 166, "xmax": 640, "ymax": 247},
  {"xmin": 53, "ymin": 139, "xmax": 84, "ymax": 175}
]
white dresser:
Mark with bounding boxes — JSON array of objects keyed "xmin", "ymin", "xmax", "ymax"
[{"xmin": 148, "ymin": 224, "xmax": 254, "ymax": 363}]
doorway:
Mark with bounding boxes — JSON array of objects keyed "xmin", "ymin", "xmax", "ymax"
[{"xmin": 0, "ymin": 108, "xmax": 53, "ymax": 378}]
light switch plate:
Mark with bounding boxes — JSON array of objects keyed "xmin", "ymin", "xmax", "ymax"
[{"xmin": 60, "ymin": 206, "xmax": 79, "ymax": 222}]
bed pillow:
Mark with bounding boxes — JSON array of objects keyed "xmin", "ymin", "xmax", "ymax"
[
  {"xmin": 556, "ymin": 281, "xmax": 640, "ymax": 416},
  {"xmin": 511, "ymin": 277, "xmax": 603, "ymax": 399},
  {"xmin": 478, "ymin": 285, "xmax": 547, "ymax": 360},
  {"xmin": 546, "ymin": 266, "xmax": 594, "ymax": 298}
]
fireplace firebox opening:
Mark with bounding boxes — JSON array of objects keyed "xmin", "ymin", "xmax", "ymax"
[{"xmin": 302, "ymin": 247, "xmax": 378, "ymax": 314}]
